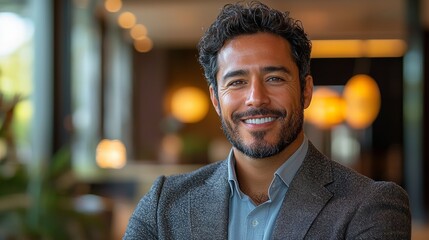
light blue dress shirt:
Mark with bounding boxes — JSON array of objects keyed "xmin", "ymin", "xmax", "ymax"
[{"xmin": 227, "ymin": 138, "xmax": 308, "ymax": 240}]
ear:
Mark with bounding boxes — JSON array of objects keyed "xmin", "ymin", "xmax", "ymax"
[
  {"xmin": 303, "ymin": 75, "xmax": 313, "ymax": 109},
  {"xmin": 209, "ymin": 85, "xmax": 220, "ymax": 116}
]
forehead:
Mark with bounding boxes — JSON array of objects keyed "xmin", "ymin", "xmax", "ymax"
[{"xmin": 217, "ymin": 32, "xmax": 297, "ymax": 75}]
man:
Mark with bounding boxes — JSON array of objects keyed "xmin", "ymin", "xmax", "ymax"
[{"xmin": 124, "ymin": 2, "xmax": 411, "ymax": 239}]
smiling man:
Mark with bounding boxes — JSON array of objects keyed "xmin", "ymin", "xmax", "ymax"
[{"xmin": 124, "ymin": 2, "xmax": 411, "ymax": 239}]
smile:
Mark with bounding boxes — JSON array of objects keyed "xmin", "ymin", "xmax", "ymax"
[{"xmin": 244, "ymin": 117, "xmax": 277, "ymax": 124}]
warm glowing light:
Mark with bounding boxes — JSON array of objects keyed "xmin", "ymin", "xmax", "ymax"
[
  {"xmin": 312, "ymin": 40, "xmax": 363, "ymax": 58},
  {"xmin": 96, "ymin": 139, "xmax": 126, "ymax": 169},
  {"xmin": 343, "ymin": 74, "xmax": 381, "ymax": 129},
  {"xmin": 130, "ymin": 24, "xmax": 148, "ymax": 40},
  {"xmin": 311, "ymin": 39, "xmax": 406, "ymax": 58},
  {"xmin": 117, "ymin": 12, "xmax": 136, "ymax": 29},
  {"xmin": 170, "ymin": 87, "xmax": 209, "ymax": 123},
  {"xmin": 134, "ymin": 37, "xmax": 153, "ymax": 52},
  {"xmin": 305, "ymin": 87, "xmax": 346, "ymax": 129},
  {"xmin": 364, "ymin": 39, "xmax": 406, "ymax": 57},
  {"xmin": 104, "ymin": 0, "xmax": 122, "ymax": 13}
]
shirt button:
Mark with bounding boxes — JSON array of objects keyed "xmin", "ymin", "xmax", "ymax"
[{"xmin": 251, "ymin": 219, "xmax": 259, "ymax": 227}]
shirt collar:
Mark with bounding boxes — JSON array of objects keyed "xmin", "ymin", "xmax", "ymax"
[
  {"xmin": 227, "ymin": 150, "xmax": 243, "ymax": 198},
  {"xmin": 227, "ymin": 137, "xmax": 309, "ymax": 197}
]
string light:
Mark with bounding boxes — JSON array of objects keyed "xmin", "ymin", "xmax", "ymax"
[
  {"xmin": 117, "ymin": 11, "xmax": 136, "ymax": 29},
  {"xmin": 133, "ymin": 37, "xmax": 153, "ymax": 53},
  {"xmin": 104, "ymin": 0, "xmax": 122, "ymax": 13},
  {"xmin": 130, "ymin": 24, "xmax": 148, "ymax": 40}
]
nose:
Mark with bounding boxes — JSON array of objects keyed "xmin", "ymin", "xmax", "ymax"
[{"xmin": 245, "ymin": 79, "xmax": 270, "ymax": 107}]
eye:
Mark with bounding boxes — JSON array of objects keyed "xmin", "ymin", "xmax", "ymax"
[
  {"xmin": 267, "ymin": 76, "xmax": 285, "ymax": 83},
  {"xmin": 227, "ymin": 80, "xmax": 246, "ymax": 88}
]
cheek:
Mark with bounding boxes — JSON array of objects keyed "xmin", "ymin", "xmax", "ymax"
[
  {"xmin": 286, "ymin": 84, "xmax": 302, "ymax": 97},
  {"xmin": 272, "ymin": 86, "xmax": 300, "ymax": 103},
  {"xmin": 218, "ymin": 93, "xmax": 241, "ymax": 116}
]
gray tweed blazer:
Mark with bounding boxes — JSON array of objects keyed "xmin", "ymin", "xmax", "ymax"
[{"xmin": 123, "ymin": 142, "xmax": 411, "ymax": 239}]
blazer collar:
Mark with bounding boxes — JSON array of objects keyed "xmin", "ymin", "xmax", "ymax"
[
  {"xmin": 187, "ymin": 142, "xmax": 333, "ymax": 239},
  {"xmin": 190, "ymin": 161, "xmax": 230, "ymax": 240},
  {"xmin": 272, "ymin": 142, "xmax": 334, "ymax": 239}
]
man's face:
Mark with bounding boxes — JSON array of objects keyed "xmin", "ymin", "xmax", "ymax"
[{"xmin": 209, "ymin": 32, "xmax": 313, "ymax": 159}]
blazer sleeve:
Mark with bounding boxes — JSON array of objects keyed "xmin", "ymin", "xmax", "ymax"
[
  {"xmin": 346, "ymin": 181, "xmax": 411, "ymax": 239},
  {"xmin": 123, "ymin": 176, "xmax": 166, "ymax": 240}
]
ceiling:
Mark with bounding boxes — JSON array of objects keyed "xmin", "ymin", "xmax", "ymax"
[{"xmin": 119, "ymin": 0, "xmax": 428, "ymax": 48}]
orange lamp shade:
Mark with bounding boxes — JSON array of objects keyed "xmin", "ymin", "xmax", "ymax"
[
  {"xmin": 343, "ymin": 74, "xmax": 381, "ymax": 129},
  {"xmin": 305, "ymin": 87, "xmax": 346, "ymax": 129},
  {"xmin": 170, "ymin": 87, "xmax": 209, "ymax": 123}
]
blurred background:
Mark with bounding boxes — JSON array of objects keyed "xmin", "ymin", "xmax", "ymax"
[{"xmin": 0, "ymin": 0, "xmax": 428, "ymax": 239}]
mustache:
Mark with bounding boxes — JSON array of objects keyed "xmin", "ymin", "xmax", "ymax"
[{"xmin": 232, "ymin": 108, "xmax": 287, "ymax": 122}]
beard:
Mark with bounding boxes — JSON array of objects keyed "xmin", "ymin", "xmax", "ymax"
[{"xmin": 220, "ymin": 106, "xmax": 304, "ymax": 159}]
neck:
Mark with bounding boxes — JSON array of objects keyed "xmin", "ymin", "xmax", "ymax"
[{"xmin": 233, "ymin": 132, "xmax": 304, "ymax": 204}]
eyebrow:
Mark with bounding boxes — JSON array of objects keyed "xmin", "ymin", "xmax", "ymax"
[
  {"xmin": 221, "ymin": 69, "xmax": 248, "ymax": 82},
  {"xmin": 261, "ymin": 66, "xmax": 292, "ymax": 75}
]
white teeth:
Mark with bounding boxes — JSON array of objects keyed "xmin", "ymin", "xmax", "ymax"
[{"xmin": 244, "ymin": 117, "xmax": 276, "ymax": 124}]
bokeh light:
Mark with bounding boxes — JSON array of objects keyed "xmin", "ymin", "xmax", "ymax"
[
  {"xmin": 104, "ymin": 0, "xmax": 122, "ymax": 13},
  {"xmin": 130, "ymin": 24, "xmax": 148, "ymax": 40},
  {"xmin": 343, "ymin": 74, "xmax": 381, "ymax": 129},
  {"xmin": 117, "ymin": 11, "xmax": 136, "ymax": 29},
  {"xmin": 96, "ymin": 139, "xmax": 127, "ymax": 169},
  {"xmin": 305, "ymin": 87, "xmax": 346, "ymax": 129},
  {"xmin": 0, "ymin": 13, "xmax": 33, "ymax": 57},
  {"xmin": 133, "ymin": 37, "xmax": 153, "ymax": 53},
  {"xmin": 170, "ymin": 87, "xmax": 209, "ymax": 123}
]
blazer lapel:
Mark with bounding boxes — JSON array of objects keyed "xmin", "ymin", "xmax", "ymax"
[
  {"xmin": 189, "ymin": 162, "xmax": 230, "ymax": 240},
  {"xmin": 272, "ymin": 143, "xmax": 334, "ymax": 240}
]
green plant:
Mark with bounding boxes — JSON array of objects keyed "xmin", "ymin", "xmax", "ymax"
[{"xmin": 0, "ymin": 95, "xmax": 109, "ymax": 239}]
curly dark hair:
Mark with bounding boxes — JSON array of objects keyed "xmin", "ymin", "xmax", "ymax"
[{"xmin": 197, "ymin": 1, "xmax": 312, "ymax": 99}]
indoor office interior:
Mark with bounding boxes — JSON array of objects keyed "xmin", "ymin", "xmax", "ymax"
[{"xmin": 0, "ymin": 0, "xmax": 428, "ymax": 239}]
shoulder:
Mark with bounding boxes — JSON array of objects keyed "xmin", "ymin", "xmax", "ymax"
[
  {"xmin": 343, "ymin": 174, "xmax": 411, "ymax": 238},
  {"xmin": 328, "ymin": 155, "xmax": 408, "ymax": 207},
  {"xmin": 328, "ymin": 156, "xmax": 408, "ymax": 201},
  {"xmin": 162, "ymin": 160, "xmax": 228, "ymax": 189},
  {"xmin": 142, "ymin": 160, "xmax": 228, "ymax": 202},
  {"xmin": 303, "ymin": 143, "xmax": 411, "ymax": 238},
  {"xmin": 123, "ymin": 160, "xmax": 228, "ymax": 238},
  {"xmin": 305, "ymin": 142, "xmax": 407, "ymax": 196},
  {"xmin": 303, "ymin": 142, "xmax": 409, "ymax": 220}
]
